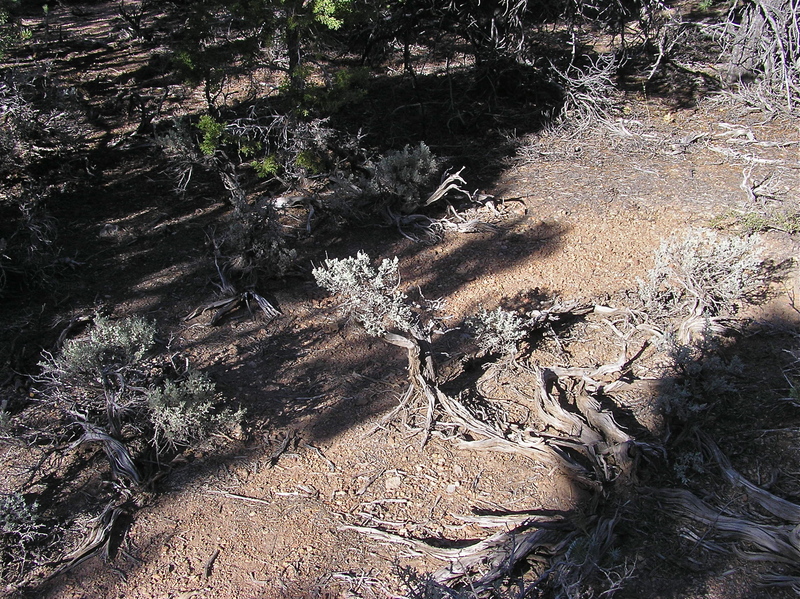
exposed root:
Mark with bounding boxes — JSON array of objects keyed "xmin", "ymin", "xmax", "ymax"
[
  {"xmin": 655, "ymin": 487, "xmax": 800, "ymax": 564},
  {"xmin": 341, "ymin": 514, "xmax": 576, "ymax": 590},
  {"xmin": 319, "ymin": 240, "xmax": 781, "ymax": 596},
  {"xmin": 699, "ymin": 431, "xmax": 800, "ymax": 522},
  {"xmin": 346, "ymin": 302, "xmax": 652, "ymax": 595},
  {"xmin": 45, "ymin": 501, "xmax": 129, "ymax": 581}
]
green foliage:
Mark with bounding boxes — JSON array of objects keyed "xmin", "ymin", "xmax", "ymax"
[
  {"xmin": 311, "ymin": 0, "xmax": 351, "ymax": 30},
  {"xmin": 296, "ymin": 66, "xmax": 370, "ymax": 115},
  {"xmin": 313, "ymin": 251, "xmax": 416, "ymax": 336},
  {"xmin": 167, "ymin": 0, "xmax": 268, "ymax": 107},
  {"xmin": 740, "ymin": 210, "xmax": 800, "ymax": 234},
  {"xmin": 295, "ymin": 149, "xmax": 323, "ymax": 174},
  {"xmin": 172, "ymin": 50, "xmax": 197, "ymax": 81},
  {"xmin": 237, "ymin": 138, "xmax": 263, "ymax": 158},
  {"xmin": 166, "ymin": 0, "xmax": 353, "ymax": 104},
  {"xmin": 147, "ymin": 370, "xmax": 242, "ymax": 450},
  {"xmin": 333, "ymin": 65, "xmax": 369, "ymax": 93},
  {"xmin": 0, "ymin": 1, "xmax": 24, "ymax": 59},
  {"xmin": 710, "ymin": 209, "xmax": 800, "ymax": 235},
  {"xmin": 196, "ymin": 114, "xmax": 226, "ymax": 156},
  {"xmin": 251, "ymin": 155, "xmax": 281, "ymax": 178}
]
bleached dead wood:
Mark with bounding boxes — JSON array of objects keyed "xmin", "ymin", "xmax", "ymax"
[
  {"xmin": 341, "ymin": 517, "xmax": 575, "ymax": 588},
  {"xmin": 656, "ymin": 488, "xmax": 800, "ymax": 563},
  {"xmin": 699, "ymin": 432, "xmax": 800, "ymax": 523},
  {"xmin": 423, "ymin": 168, "xmax": 471, "ymax": 206}
]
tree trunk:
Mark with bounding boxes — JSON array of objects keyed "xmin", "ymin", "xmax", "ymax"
[
  {"xmin": 725, "ymin": 0, "xmax": 790, "ymax": 85},
  {"xmin": 286, "ymin": 23, "xmax": 303, "ymax": 91}
]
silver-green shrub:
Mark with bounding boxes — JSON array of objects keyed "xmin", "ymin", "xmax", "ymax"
[
  {"xmin": 312, "ymin": 251, "xmax": 416, "ymax": 337},
  {"xmin": 639, "ymin": 229, "xmax": 764, "ymax": 317},
  {"xmin": 147, "ymin": 369, "xmax": 242, "ymax": 450},
  {"xmin": 221, "ymin": 197, "xmax": 297, "ymax": 279},
  {"xmin": 37, "ymin": 315, "xmax": 241, "ymax": 456},
  {"xmin": 43, "ymin": 315, "xmax": 156, "ymax": 380},
  {"xmin": 372, "ymin": 142, "xmax": 438, "ymax": 213},
  {"xmin": 0, "ymin": 493, "xmax": 50, "ymax": 583},
  {"xmin": 37, "ymin": 315, "xmax": 157, "ymax": 422},
  {"xmin": 467, "ymin": 307, "xmax": 527, "ymax": 356}
]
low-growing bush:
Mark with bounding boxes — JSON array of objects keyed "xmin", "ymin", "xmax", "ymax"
[
  {"xmin": 36, "ymin": 315, "xmax": 242, "ymax": 461},
  {"xmin": 148, "ymin": 369, "xmax": 243, "ymax": 451},
  {"xmin": 37, "ymin": 315, "xmax": 157, "ymax": 432},
  {"xmin": 466, "ymin": 307, "xmax": 527, "ymax": 356},
  {"xmin": 313, "ymin": 251, "xmax": 416, "ymax": 337},
  {"xmin": 639, "ymin": 228, "xmax": 764, "ymax": 318},
  {"xmin": 0, "ymin": 492, "xmax": 53, "ymax": 584},
  {"xmin": 371, "ymin": 142, "xmax": 438, "ymax": 214},
  {"xmin": 549, "ymin": 54, "xmax": 621, "ymax": 132},
  {"xmin": 0, "ymin": 191, "xmax": 58, "ymax": 296},
  {"xmin": 220, "ymin": 195, "xmax": 298, "ymax": 281}
]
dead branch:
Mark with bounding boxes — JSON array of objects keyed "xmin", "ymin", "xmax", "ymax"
[
  {"xmin": 656, "ymin": 487, "xmax": 800, "ymax": 563},
  {"xmin": 699, "ymin": 432, "xmax": 800, "ymax": 522},
  {"xmin": 423, "ymin": 168, "xmax": 470, "ymax": 206},
  {"xmin": 341, "ymin": 515, "xmax": 575, "ymax": 588},
  {"xmin": 79, "ymin": 425, "xmax": 140, "ymax": 485},
  {"xmin": 46, "ymin": 503, "xmax": 126, "ymax": 580}
]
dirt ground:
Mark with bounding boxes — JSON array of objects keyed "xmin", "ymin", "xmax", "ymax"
[{"xmin": 3, "ymin": 2, "xmax": 800, "ymax": 599}]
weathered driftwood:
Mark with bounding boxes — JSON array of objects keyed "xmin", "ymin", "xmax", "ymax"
[
  {"xmin": 699, "ymin": 431, "xmax": 800, "ymax": 523},
  {"xmin": 45, "ymin": 502, "xmax": 127, "ymax": 581},
  {"xmin": 346, "ymin": 302, "xmax": 651, "ymax": 593},
  {"xmin": 424, "ymin": 168, "xmax": 471, "ymax": 207},
  {"xmin": 80, "ymin": 424, "xmax": 140, "ymax": 485},
  {"xmin": 341, "ymin": 515, "xmax": 575, "ymax": 588},
  {"xmin": 655, "ymin": 487, "xmax": 800, "ymax": 563}
]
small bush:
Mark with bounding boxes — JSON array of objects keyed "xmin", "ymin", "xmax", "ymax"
[
  {"xmin": 154, "ymin": 116, "xmax": 203, "ymax": 193},
  {"xmin": 739, "ymin": 209, "xmax": 800, "ymax": 234},
  {"xmin": 313, "ymin": 251, "xmax": 416, "ymax": 337},
  {"xmin": 467, "ymin": 307, "xmax": 527, "ymax": 356},
  {"xmin": 221, "ymin": 196, "xmax": 298, "ymax": 280},
  {"xmin": 46, "ymin": 315, "xmax": 156, "ymax": 380},
  {"xmin": 0, "ymin": 493, "xmax": 51, "ymax": 584},
  {"xmin": 196, "ymin": 114, "xmax": 226, "ymax": 156},
  {"xmin": 147, "ymin": 369, "xmax": 242, "ymax": 450},
  {"xmin": 37, "ymin": 315, "xmax": 241, "ymax": 457},
  {"xmin": 658, "ymin": 327, "xmax": 744, "ymax": 421},
  {"xmin": 0, "ymin": 192, "xmax": 58, "ymax": 296},
  {"xmin": 723, "ymin": 0, "xmax": 800, "ymax": 110},
  {"xmin": 550, "ymin": 54, "xmax": 621, "ymax": 131},
  {"xmin": 639, "ymin": 229, "xmax": 764, "ymax": 317},
  {"xmin": 372, "ymin": 142, "xmax": 438, "ymax": 213},
  {"xmin": 37, "ymin": 315, "xmax": 157, "ymax": 430},
  {"xmin": 0, "ymin": 68, "xmax": 90, "ymax": 183},
  {"xmin": 251, "ymin": 155, "xmax": 280, "ymax": 179}
]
